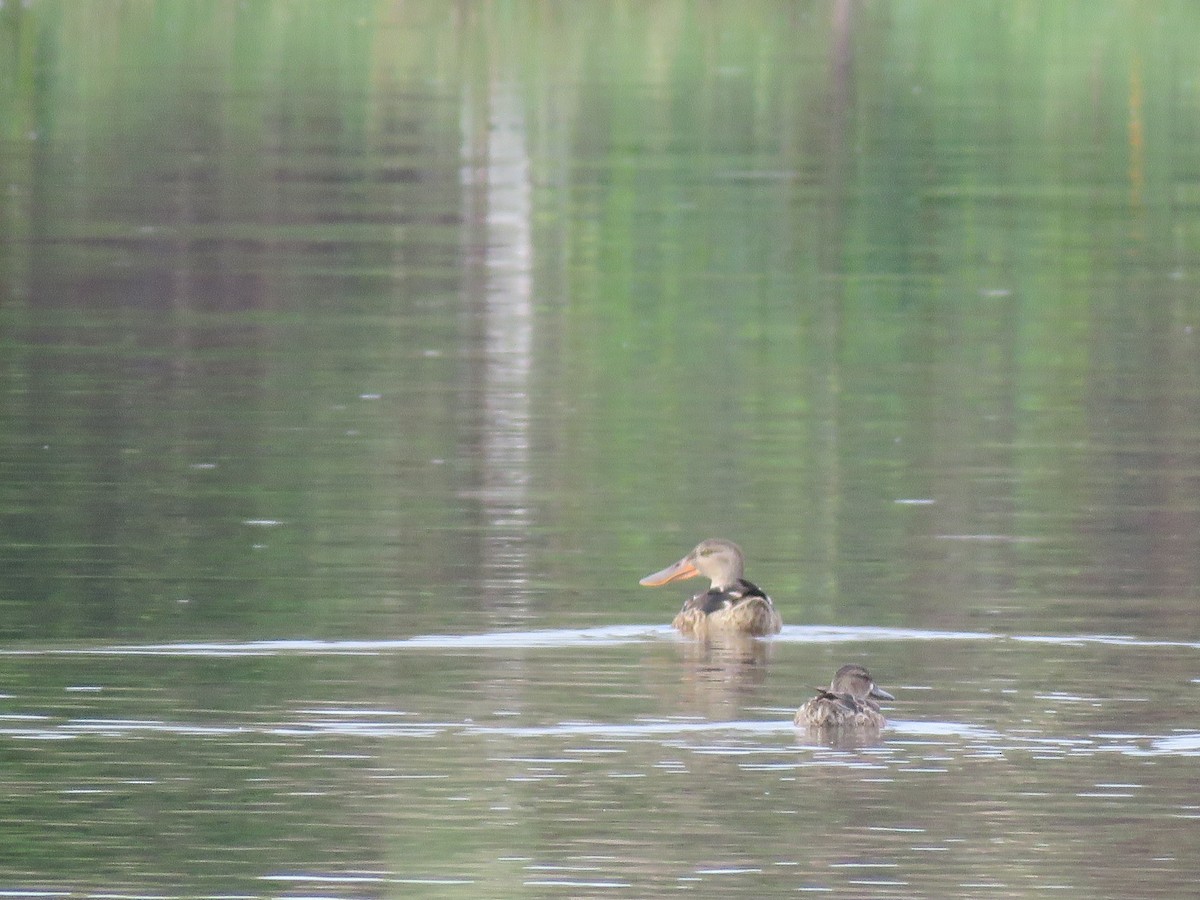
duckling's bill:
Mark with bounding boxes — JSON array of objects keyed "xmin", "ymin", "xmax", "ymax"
[{"xmin": 868, "ymin": 682, "xmax": 895, "ymax": 701}]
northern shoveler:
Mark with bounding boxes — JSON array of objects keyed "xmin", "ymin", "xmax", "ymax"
[{"xmin": 639, "ymin": 538, "xmax": 782, "ymax": 637}]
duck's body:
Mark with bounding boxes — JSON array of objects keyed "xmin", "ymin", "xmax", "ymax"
[
  {"xmin": 671, "ymin": 580, "xmax": 780, "ymax": 636},
  {"xmin": 640, "ymin": 539, "xmax": 782, "ymax": 637},
  {"xmin": 794, "ymin": 663, "xmax": 894, "ymax": 729}
]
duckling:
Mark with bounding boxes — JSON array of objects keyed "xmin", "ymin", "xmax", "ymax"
[{"xmin": 794, "ymin": 663, "xmax": 894, "ymax": 729}]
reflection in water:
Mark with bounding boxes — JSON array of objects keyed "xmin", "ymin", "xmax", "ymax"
[
  {"xmin": 668, "ymin": 634, "xmax": 774, "ymax": 720},
  {"xmin": 2, "ymin": 631, "xmax": 1199, "ymax": 895},
  {"xmin": 797, "ymin": 721, "xmax": 886, "ymax": 751},
  {"xmin": 466, "ymin": 78, "xmax": 535, "ymax": 621},
  {"xmin": 1151, "ymin": 733, "xmax": 1200, "ymax": 754},
  {"xmin": 3, "ymin": 4, "xmax": 1200, "ymax": 895},
  {"xmin": 678, "ymin": 634, "xmax": 773, "ymax": 690}
]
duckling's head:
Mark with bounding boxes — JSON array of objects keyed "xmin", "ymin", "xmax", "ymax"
[{"xmin": 830, "ymin": 663, "xmax": 895, "ymax": 702}]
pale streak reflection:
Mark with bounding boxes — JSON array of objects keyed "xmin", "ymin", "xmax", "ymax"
[
  {"xmin": 459, "ymin": 79, "xmax": 537, "ymax": 851},
  {"xmin": 466, "ymin": 80, "xmax": 534, "ymax": 620}
]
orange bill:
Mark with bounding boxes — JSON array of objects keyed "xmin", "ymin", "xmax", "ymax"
[{"xmin": 639, "ymin": 557, "xmax": 700, "ymax": 586}]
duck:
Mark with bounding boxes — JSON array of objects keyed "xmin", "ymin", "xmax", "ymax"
[
  {"xmin": 639, "ymin": 538, "xmax": 782, "ymax": 637},
  {"xmin": 794, "ymin": 663, "xmax": 894, "ymax": 729}
]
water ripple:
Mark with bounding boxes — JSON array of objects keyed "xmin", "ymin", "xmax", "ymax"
[
  {"xmin": 0, "ymin": 624, "xmax": 1003, "ymax": 657},
  {"xmin": 3, "ymin": 712, "xmax": 1198, "ymax": 759}
]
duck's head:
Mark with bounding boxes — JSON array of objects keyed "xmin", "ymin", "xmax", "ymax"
[
  {"xmin": 830, "ymin": 663, "xmax": 895, "ymax": 702},
  {"xmin": 639, "ymin": 538, "xmax": 746, "ymax": 592}
]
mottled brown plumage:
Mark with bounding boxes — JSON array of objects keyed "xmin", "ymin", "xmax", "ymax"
[
  {"xmin": 794, "ymin": 663, "xmax": 894, "ymax": 729},
  {"xmin": 639, "ymin": 539, "xmax": 782, "ymax": 637}
]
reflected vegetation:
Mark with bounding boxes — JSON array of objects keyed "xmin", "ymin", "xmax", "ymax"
[
  {"xmin": 2, "ymin": 0, "xmax": 1200, "ymax": 896},
  {"xmin": 2, "ymin": 1, "xmax": 1198, "ymax": 641}
]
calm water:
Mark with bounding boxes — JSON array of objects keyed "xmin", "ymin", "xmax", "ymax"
[{"xmin": 2, "ymin": 2, "xmax": 1200, "ymax": 896}]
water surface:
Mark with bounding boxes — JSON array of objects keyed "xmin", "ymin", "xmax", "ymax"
[{"xmin": 2, "ymin": 2, "xmax": 1199, "ymax": 896}]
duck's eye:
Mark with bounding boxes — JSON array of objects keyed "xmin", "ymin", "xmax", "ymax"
[{"xmin": 699, "ymin": 548, "xmax": 713, "ymax": 557}]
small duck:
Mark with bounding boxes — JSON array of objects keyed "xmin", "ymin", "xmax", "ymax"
[
  {"xmin": 639, "ymin": 538, "xmax": 782, "ymax": 637},
  {"xmin": 794, "ymin": 663, "xmax": 895, "ymax": 729}
]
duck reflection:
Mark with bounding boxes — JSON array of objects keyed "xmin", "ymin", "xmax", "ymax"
[
  {"xmin": 681, "ymin": 633, "xmax": 773, "ymax": 688},
  {"xmin": 663, "ymin": 633, "xmax": 775, "ymax": 719}
]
